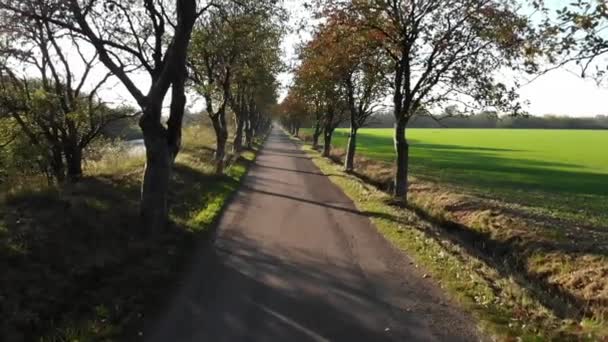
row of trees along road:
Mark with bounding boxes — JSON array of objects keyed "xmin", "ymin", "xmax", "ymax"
[
  {"xmin": 0, "ymin": 0, "xmax": 284, "ymax": 233},
  {"xmin": 280, "ymin": 0, "xmax": 606, "ymax": 204},
  {"xmin": 190, "ymin": 1, "xmax": 284, "ymax": 174}
]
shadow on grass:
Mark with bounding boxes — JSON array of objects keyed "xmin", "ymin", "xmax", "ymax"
[
  {"xmin": 334, "ymin": 130, "xmax": 526, "ymax": 153},
  {"xmin": 307, "ymin": 140, "xmax": 607, "ymax": 334},
  {"xmin": 339, "ymin": 164, "xmax": 607, "ymax": 326},
  {"xmin": 410, "ymin": 151, "xmax": 605, "ymax": 197},
  {"xmin": 329, "ymin": 133, "xmax": 608, "ymax": 229},
  {"xmin": 0, "ymin": 153, "xmax": 253, "ymax": 341},
  {"xmin": 413, "ymin": 142, "xmax": 525, "ymax": 153},
  {"xmin": 0, "ymin": 175, "xmax": 157, "ymax": 340},
  {"xmin": 180, "ymin": 144, "xmax": 216, "ymax": 158},
  {"xmin": 335, "ymin": 132, "xmax": 606, "ymax": 197},
  {"xmin": 170, "ymin": 164, "xmax": 235, "ymax": 222},
  {"xmin": 400, "ymin": 201, "xmax": 607, "ymax": 320}
]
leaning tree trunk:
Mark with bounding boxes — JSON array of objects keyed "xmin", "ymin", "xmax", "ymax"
[
  {"xmin": 167, "ymin": 70, "xmax": 187, "ymax": 162},
  {"xmin": 233, "ymin": 114, "xmax": 244, "ymax": 153},
  {"xmin": 211, "ymin": 114, "xmax": 228, "ymax": 174},
  {"xmin": 344, "ymin": 126, "xmax": 358, "ymax": 172},
  {"xmin": 65, "ymin": 144, "xmax": 83, "ymax": 183},
  {"xmin": 139, "ymin": 104, "xmax": 172, "ymax": 234},
  {"xmin": 393, "ymin": 119, "xmax": 409, "ymax": 201},
  {"xmin": 322, "ymin": 126, "xmax": 333, "ymax": 158}
]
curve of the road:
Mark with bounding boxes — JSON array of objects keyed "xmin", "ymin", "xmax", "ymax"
[{"xmin": 145, "ymin": 126, "xmax": 482, "ymax": 342}]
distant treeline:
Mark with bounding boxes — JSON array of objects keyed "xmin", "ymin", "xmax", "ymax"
[{"xmin": 364, "ymin": 112, "xmax": 608, "ymax": 129}]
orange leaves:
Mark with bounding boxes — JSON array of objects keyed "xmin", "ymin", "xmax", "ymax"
[{"xmin": 298, "ymin": 14, "xmax": 382, "ymax": 88}]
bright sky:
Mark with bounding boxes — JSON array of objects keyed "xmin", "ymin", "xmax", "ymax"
[
  {"xmin": 276, "ymin": 0, "xmax": 608, "ymax": 117},
  {"xmin": 81, "ymin": 0, "xmax": 608, "ymax": 118},
  {"xmin": 518, "ymin": 70, "xmax": 608, "ymax": 116}
]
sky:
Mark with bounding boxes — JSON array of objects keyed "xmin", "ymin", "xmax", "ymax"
[
  {"xmin": 71, "ymin": 0, "xmax": 608, "ymax": 118},
  {"xmin": 275, "ymin": 0, "xmax": 608, "ymax": 117}
]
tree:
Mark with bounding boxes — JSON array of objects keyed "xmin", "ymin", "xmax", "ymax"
[
  {"xmin": 0, "ymin": 0, "xmax": 209, "ymax": 232},
  {"xmin": 227, "ymin": 6, "xmax": 284, "ymax": 153},
  {"xmin": 190, "ymin": 1, "xmax": 283, "ymax": 171},
  {"xmin": 290, "ymin": 70, "xmax": 325, "ymax": 148},
  {"xmin": 294, "ymin": 31, "xmax": 350, "ymax": 157},
  {"xmin": 278, "ymin": 92, "xmax": 309, "ymax": 136},
  {"xmin": 323, "ymin": 0, "xmax": 532, "ymax": 202},
  {"xmin": 0, "ymin": 9, "xmax": 131, "ymax": 183},
  {"xmin": 309, "ymin": 17, "xmax": 389, "ymax": 171},
  {"xmin": 190, "ymin": 9, "xmax": 236, "ymax": 174},
  {"xmin": 549, "ymin": 1, "xmax": 608, "ymax": 84},
  {"xmin": 244, "ymin": 72, "xmax": 280, "ymax": 148},
  {"xmin": 0, "ymin": 110, "xmax": 55, "ymax": 183}
]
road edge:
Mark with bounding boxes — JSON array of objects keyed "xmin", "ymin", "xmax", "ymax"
[
  {"xmin": 286, "ymin": 132, "xmax": 564, "ymax": 341},
  {"xmin": 136, "ymin": 133, "xmax": 270, "ymax": 340}
]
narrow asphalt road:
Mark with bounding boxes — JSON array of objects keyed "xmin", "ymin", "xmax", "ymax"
[{"xmin": 145, "ymin": 127, "xmax": 481, "ymax": 342}]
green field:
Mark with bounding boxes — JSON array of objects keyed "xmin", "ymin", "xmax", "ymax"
[{"xmin": 328, "ymin": 128, "xmax": 608, "ymax": 225}]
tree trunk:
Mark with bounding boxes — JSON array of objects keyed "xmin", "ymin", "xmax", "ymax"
[
  {"xmin": 233, "ymin": 115, "xmax": 244, "ymax": 153},
  {"xmin": 312, "ymin": 122, "xmax": 321, "ymax": 149},
  {"xmin": 322, "ymin": 127, "xmax": 333, "ymax": 157},
  {"xmin": 250, "ymin": 111, "xmax": 258, "ymax": 140},
  {"xmin": 167, "ymin": 70, "xmax": 187, "ymax": 162},
  {"xmin": 65, "ymin": 145, "xmax": 83, "ymax": 182},
  {"xmin": 245, "ymin": 119, "xmax": 253, "ymax": 149},
  {"xmin": 344, "ymin": 126, "xmax": 358, "ymax": 172},
  {"xmin": 50, "ymin": 145, "xmax": 65, "ymax": 184},
  {"xmin": 139, "ymin": 105, "xmax": 171, "ymax": 234},
  {"xmin": 211, "ymin": 114, "xmax": 228, "ymax": 174},
  {"xmin": 393, "ymin": 119, "xmax": 409, "ymax": 201}
]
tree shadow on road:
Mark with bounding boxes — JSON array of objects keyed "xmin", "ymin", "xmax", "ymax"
[
  {"xmin": 240, "ymin": 166, "xmax": 606, "ymax": 329},
  {"xmin": 255, "ymin": 163, "xmax": 346, "ymax": 178},
  {"xmin": 146, "ymin": 230, "xmax": 474, "ymax": 342}
]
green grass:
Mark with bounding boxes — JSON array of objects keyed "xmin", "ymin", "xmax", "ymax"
[
  {"xmin": 0, "ymin": 124, "xmax": 261, "ymax": 341},
  {"xmin": 325, "ymin": 128, "xmax": 608, "ymax": 226}
]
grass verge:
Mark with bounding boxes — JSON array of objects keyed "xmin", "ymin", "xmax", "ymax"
[
  {"xmin": 0, "ymin": 124, "xmax": 262, "ymax": 341},
  {"xmin": 302, "ymin": 128, "xmax": 608, "ymax": 228},
  {"xmin": 292, "ymin": 136, "xmax": 607, "ymax": 341}
]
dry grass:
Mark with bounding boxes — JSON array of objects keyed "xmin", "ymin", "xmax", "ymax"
[{"xmin": 294, "ymin": 142, "xmax": 608, "ymax": 340}]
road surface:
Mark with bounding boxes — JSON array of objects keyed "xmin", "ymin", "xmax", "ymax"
[{"xmin": 145, "ymin": 127, "xmax": 481, "ymax": 341}]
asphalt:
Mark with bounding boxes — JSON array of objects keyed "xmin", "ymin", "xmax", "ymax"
[{"xmin": 144, "ymin": 127, "xmax": 482, "ymax": 342}]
